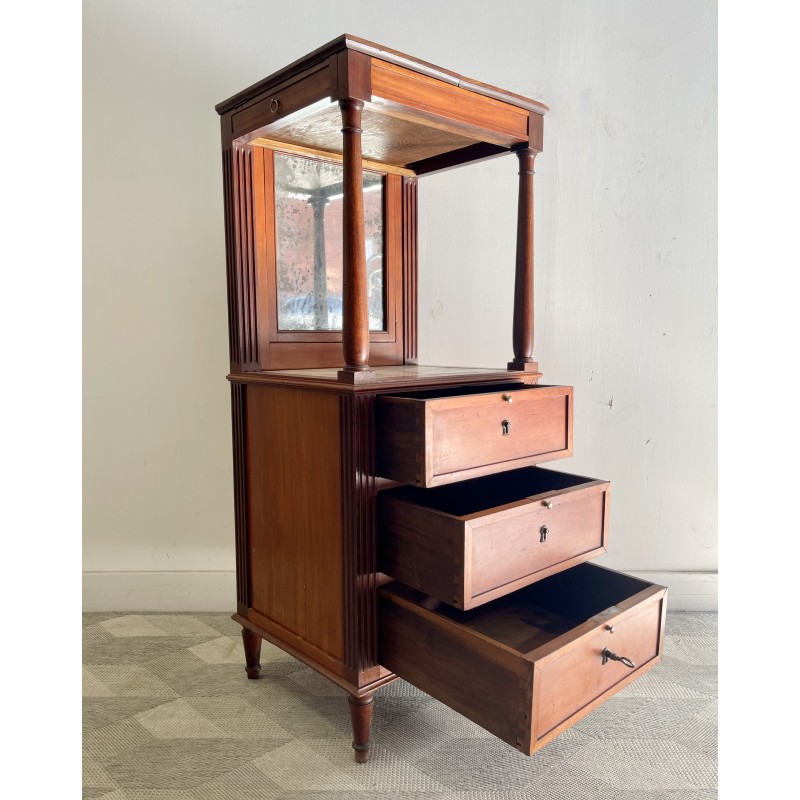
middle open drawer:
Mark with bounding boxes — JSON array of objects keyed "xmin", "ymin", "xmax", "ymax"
[{"xmin": 378, "ymin": 466, "xmax": 610, "ymax": 610}]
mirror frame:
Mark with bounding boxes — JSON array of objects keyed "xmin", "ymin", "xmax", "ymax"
[{"xmin": 250, "ymin": 144, "xmax": 406, "ymax": 370}]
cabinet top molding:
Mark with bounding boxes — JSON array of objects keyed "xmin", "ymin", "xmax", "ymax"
[{"xmin": 215, "ymin": 34, "xmax": 549, "ymax": 117}]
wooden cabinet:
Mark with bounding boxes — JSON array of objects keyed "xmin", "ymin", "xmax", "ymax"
[{"xmin": 216, "ymin": 35, "xmax": 666, "ymax": 764}]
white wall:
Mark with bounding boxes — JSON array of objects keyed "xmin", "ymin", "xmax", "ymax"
[{"xmin": 84, "ymin": 0, "xmax": 717, "ymax": 610}]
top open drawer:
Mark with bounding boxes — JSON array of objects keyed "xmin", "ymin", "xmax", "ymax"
[{"xmin": 376, "ymin": 383, "xmax": 573, "ymax": 487}]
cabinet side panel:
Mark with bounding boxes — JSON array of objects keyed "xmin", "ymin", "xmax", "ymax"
[{"xmin": 246, "ymin": 384, "xmax": 343, "ymax": 660}]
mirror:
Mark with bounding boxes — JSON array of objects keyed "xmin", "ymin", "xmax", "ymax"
[{"xmin": 274, "ymin": 152, "xmax": 384, "ymax": 332}]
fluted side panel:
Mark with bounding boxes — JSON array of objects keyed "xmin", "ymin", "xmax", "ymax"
[
  {"xmin": 403, "ymin": 177, "xmax": 418, "ymax": 363},
  {"xmin": 340, "ymin": 393, "xmax": 378, "ymax": 675},
  {"xmin": 221, "ymin": 144, "xmax": 259, "ymax": 371}
]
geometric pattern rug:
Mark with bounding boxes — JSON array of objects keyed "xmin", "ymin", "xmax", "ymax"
[{"xmin": 83, "ymin": 611, "xmax": 717, "ymax": 799}]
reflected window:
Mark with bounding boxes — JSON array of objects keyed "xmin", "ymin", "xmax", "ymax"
[{"xmin": 274, "ymin": 152, "xmax": 384, "ymax": 331}]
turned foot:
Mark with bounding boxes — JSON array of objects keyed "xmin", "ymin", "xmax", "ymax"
[
  {"xmin": 348, "ymin": 692, "xmax": 374, "ymax": 763},
  {"xmin": 241, "ymin": 628, "xmax": 262, "ymax": 679}
]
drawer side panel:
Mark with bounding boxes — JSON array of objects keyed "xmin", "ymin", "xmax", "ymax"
[
  {"xmin": 376, "ymin": 397, "xmax": 422, "ymax": 484},
  {"xmin": 378, "ymin": 495, "xmax": 466, "ymax": 606},
  {"xmin": 380, "ymin": 593, "xmax": 532, "ymax": 750}
]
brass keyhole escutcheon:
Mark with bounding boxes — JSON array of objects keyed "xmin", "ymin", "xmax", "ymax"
[
  {"xmin": 540, "ymin": 525, "xmax": 549, "ymax": 542},
  {"xmin": 502, "ymin": 419, "xmax": 511, "ymax": 436}
]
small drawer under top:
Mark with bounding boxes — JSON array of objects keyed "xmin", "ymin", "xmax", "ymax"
[
  {"xmin": 380, "ymin": 563, "xmax": 667, "ymax": 755},
  {"xmin": 376, "ymin": 382, "xmax": 573, "ymax": 488},
  {"xmin": 378, "ymin": 466, "xmax": 610, "ymax": 609}
]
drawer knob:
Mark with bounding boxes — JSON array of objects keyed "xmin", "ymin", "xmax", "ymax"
[
  {"xmin": 539, "ymin": 525, "xmax": 549, "ymax": 542},
  {"xmin": 542, "ymin": 499, "xmax": 554, "ymax": 509},
  {"xmin": 270, "ymin": 98, "xmax": 280, "ymax": 112},
  {"xmin": 602, "ymin": 648, "xmax": 635, "ymax": 668},
  {"xmin": 605, "ymin": 624, "xmax": 616, "ymax": 634},
  {"xmin": 502, "ymin": 394, "xmax": 513, "ymax": 403},
  {"xmin": 501, "ymin": 419, "xmax": 511, "ymax": 436}
]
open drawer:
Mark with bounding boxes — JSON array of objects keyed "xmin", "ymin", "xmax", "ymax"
[
  {"xmin": 376, "ymin": 383, "xmax": 572, "ymax": 487},
  {"xmin": 379, "ymin": 466, "xmax": 610, "ymax": 609},
  {"xmin": 380, "ymin": 563, "xmax": 667, "ymax": 755}
]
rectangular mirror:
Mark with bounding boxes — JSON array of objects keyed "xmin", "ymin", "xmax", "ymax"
[{"xmin": 274, "ymin": 152, "xmax": 384, "ymax": 332}]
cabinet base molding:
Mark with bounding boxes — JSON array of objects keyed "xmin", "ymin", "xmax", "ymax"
[{"xmin": 232, "ymin": 613, "xmax": 398, "ymax": 698}]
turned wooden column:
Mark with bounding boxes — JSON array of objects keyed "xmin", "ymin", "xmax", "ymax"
[
  {"xmin": 508, "ymin": 147, "xmax": 538, "ymax": 372},
  {"xmin": 338, "ymin": 98, "xmax": 375, "ymax": 383}
]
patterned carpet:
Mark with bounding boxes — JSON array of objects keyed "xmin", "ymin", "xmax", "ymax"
[{"xmin": 83, "ymin": 611, "xmax": 717, "ymax": 799}]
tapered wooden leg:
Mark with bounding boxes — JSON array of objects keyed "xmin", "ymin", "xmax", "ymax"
[
  {"xmin": 241, "ymin": 628, "xmax": 262, "ymax": 679},
  {"xmin": 348, "ymin": 692, "xmax": 374, "ymax": 763}
]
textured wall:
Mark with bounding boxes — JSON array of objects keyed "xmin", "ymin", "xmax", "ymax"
[{"xmin": 83, "ymin": 0, "xmax": 717, "ymax": 608}]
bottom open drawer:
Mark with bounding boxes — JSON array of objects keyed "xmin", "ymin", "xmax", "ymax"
[{"xmin": 379, "ymin": 563, "xmax": 667, "ymax": 754}]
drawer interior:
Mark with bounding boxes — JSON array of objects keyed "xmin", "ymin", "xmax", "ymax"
[
  {"xmin": 380, "ymin": 466, "xmax": 600, "ymax": 517},
  {"xmin": 381, "ymin": 381, "xmax": 539, "ymax": 400},
  {"xmin": 402, "ymin": 563, "xmax": 652, "ymax": 656}
]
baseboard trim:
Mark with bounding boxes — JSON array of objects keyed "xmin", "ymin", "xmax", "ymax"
[
  {"xmin": 83, "ymin": 569, "xmax": 718, "ymax": 612},
  {"xmin": 628, "ymin": 570, "xmax": 718, "ymax": 611},
  {"xmin": 83, "ymin": 571, "xmax": 237, "ymax": 612}
]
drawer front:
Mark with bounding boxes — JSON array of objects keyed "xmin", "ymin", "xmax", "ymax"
[
  {"xmin": 533, "ymin": 595, "xmax": 663, "ymax": 744},
  {"xmin": 379, "ymin": 564, "xmax": 667, "ymax": 755},
  {"xmin": 377, "ymin": 384, "xmax": 573, "ymax": 487},
  {"xmin": 231, "ymin": 64, "xmax": 333, "ymax": 137},
  {"xmin": 469, "ymin": 480, "xmax": 609, "ymax": 602},
  {"xmin": 379, "ymin": 467, "xmax": 610, "ymax": 609},
  {"xmin": 428, "ymin": 386, "xmax": 571, "ymax": 484}
]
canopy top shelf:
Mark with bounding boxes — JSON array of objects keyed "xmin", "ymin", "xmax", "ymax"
[{"xmin": 216, "ymin": 34, "xmax": 548, "ymax": 175}]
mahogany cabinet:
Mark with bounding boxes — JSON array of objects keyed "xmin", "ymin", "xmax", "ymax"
[{"xmin": 216, "ymin": 35, "xmax": 667, "ymax": 764}]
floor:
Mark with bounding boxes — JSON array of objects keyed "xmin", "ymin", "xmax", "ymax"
[{"xmin": 83, "ymin": 611, "xmax": 717, "ymax": 799}]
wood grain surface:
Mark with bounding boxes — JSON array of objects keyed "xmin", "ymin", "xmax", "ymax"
[{"xmin": 246, "ymin": 385, "xmax": 344, "ymax": 660}]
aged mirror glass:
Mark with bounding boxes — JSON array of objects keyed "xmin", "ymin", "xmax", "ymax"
[{"xmin": 274, "ymin": 152, "xmax": 384, "ymax": 332}]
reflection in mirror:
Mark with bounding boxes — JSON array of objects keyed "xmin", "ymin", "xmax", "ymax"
[{"xmin": 274, "ymin": 152, "xmax": 384, "ymax": 332}]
